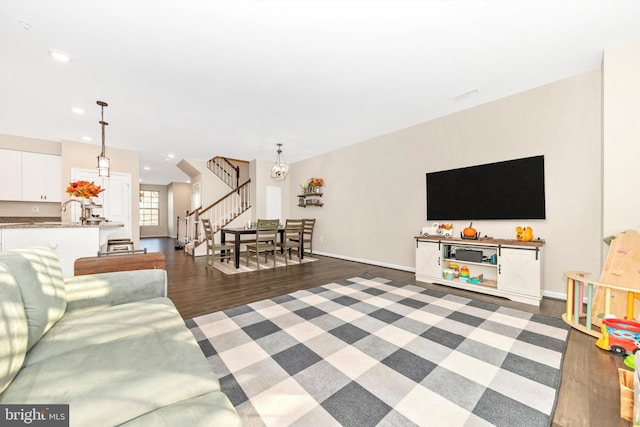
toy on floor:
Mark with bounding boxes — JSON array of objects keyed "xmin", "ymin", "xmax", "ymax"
[
  {"xmin": 595, "ymin": 316, "xmax": 640, "ymax": 355},
  {"xmin": 624, "ymin": 354, "xmax": 635, "ymax": 369}
]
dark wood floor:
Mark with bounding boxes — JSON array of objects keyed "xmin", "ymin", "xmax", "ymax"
[{"xmin": 143, "ymin": 237, "xmax": 630, "ymax": 427}]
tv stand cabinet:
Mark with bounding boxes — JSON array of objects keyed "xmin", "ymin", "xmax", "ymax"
[{"xmin": 415, "ymin": 236, "xmax": 544, "ymax": 306}]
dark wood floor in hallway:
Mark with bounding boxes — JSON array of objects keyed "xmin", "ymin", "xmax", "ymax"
[{"xmin": 142, "ymin": 237, "xmax": 630, "ymax": 427}]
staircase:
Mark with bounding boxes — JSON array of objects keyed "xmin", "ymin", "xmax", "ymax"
[{"xmin": 184, "ymin": 157, "xmax": 251, "ymax": 256}]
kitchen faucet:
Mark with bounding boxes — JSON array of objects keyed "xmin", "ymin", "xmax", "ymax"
[
  {"xmin": 61, "ymin": 199, "xmax": 89, "ymax": 222},
  {"xmin": 61, "ymin": 199, "xmax": 83, "ymax": 212}
]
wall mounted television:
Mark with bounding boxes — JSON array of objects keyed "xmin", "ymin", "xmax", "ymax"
[{"xmin": 426, "ymin": 155, "xmax": 546, "ymax": 220}]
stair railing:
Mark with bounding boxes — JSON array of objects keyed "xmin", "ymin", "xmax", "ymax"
[
  {"xmin": 185, "ymin": 179, "xmax": 251, "ymax": 246},
  {"xmin": 207, "ymin": 156, "xmax": 246, "ymax": 190}
]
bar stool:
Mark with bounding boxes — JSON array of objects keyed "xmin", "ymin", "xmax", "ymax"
[{"xmin": 107, "ymin": 238, "xmax": 134, "ymax": 252}]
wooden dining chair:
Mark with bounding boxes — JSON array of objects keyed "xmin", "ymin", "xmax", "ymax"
[
  {"xmin": 276, "ymin": 219, "xmax": 304, "ymax": 266},
  {"xmin": 201, "ymin": 218, "xmax": 235, "ymax": 269},
  {"xmin": 291, "ymin": 218, "xmax": 316, "ymax": 255},
  {"xmin": 245, "ymin": 219, "xmax": 279, "ymax": 270}
]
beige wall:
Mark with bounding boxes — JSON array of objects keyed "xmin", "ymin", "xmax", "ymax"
[
  {"xmin": 603, "ymin": 38, "xmax": 640, "ymax": 241},
  {"xmin": 140, "ymin": 184, "xmax": 168, "ymax": 238},
  {"xmin": 251, "ymin": 159, "xmax": 290, "ymax": 222},
  {"xmin": 0, "ymin": 134, "xmax": 60, "ymax": 155},
  {"xmin": 289, "ymin": 69, "xmax": 603, "ymax": 297},
  {"xmin": 168, "ymin": 182, "xmax": 191, "ymax": 237}
]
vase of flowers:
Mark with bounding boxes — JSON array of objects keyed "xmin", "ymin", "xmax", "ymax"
[
  {"xmin": 66, "ymin": 180, "xmax": 105, "ymax": 199},
  {"xmin": 64, "ymin": 181, "xmax": 105, "ymax": 223},
  {"xmin": 307, "ymin": 177, "xmax": 324, "ymax": 194}
]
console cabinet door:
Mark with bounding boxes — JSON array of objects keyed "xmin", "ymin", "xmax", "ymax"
[
  {"xmin": 416, "ymin": 240, "xmax": 441, "ymax": 279},
  {"xmin": 498, "ymin": 247, "xmax": 541, "ymax": 298}
]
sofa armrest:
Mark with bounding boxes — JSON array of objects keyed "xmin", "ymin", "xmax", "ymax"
[{"xmin": 64, "ymin": 269, "xmax": 168, "ymax": 314}]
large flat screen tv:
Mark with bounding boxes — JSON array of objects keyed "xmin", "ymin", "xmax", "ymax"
[{"xmin": 426, "ymin": 155, "xmax": 546, "ymax": 220}]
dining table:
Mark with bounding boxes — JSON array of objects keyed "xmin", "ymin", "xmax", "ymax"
[{"xmin": 220, "ymin": 227, "xmax": 304, "ymax": 268}]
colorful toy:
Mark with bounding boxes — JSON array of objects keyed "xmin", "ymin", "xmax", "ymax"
[
  {"xmin": 624, "ymin": 354, "xmax": 635, "ymax": 369},
  {"xmin": 595, "ymin": 317, "xmax": 640, "ymax": 355},
  {"xmin": 422, "ymin": 223, "xmax": 453, "ymax": 238},
  {"xmin": 459, "ymin": 266, "xmax": 470, "ymax": 279},
  {"xmin": 516, "ymin": 226, "xmax": 534, "ymax": 242},
  {"xmin": 466, "ymin": 274, "xmax": 484, "ymax": 284}
]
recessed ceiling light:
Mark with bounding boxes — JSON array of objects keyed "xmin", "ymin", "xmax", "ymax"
[
  {"xmin": 48, "ymin": 49, "xmax": 71, "ymax": 63},
  {"xmin": 167, "ymin": 153, "xmax": 175, "ymax": 159},
  {"xmin": 143, "ymin": 166, "xmax": 150, "ymax": 170},
  {"xmin": 82, "ymin": 136, "xmax": 92, "ymax": 142},
  {"xmin": 72, "ymin": 107, "xmax": 84, "ymax": 115}
]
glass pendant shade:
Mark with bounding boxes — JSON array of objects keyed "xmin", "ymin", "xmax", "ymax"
[
  {"xmin": 271, "ymin": 163, "xmax": 288, "ymax": 180},
  {"xmin": 270, "ymin": 143, "xmax": 288, "ymax": 180},
  {"xmin": 97, "ymin": 155, "xmax": 110, "ymax": 177}
]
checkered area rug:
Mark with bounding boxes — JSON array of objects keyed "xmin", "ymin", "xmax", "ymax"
[
  {"xmin": 186, "ymin": 274, "xmax": 570, "ymax": 427},
  {"xmin": 213, "ymin": 254, "xmax": 317, "ymax": 275}
]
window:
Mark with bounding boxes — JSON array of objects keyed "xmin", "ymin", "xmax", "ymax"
[{"xmin": 139, "ymin": 190, "xmax": 159, "ymax": 226}]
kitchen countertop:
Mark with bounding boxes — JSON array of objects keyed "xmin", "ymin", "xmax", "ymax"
[{"xmin": 0, "ymin": 222, "xmax": 124, "ymax": 229}]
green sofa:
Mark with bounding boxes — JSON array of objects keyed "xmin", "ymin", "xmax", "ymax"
[{"xmin": 0, "ymin": 247, "xmax": 241, "ymax": 426}]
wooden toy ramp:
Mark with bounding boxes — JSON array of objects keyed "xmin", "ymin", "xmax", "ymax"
[{"xmin": 563, "ymin": 230, "xmax": 640, "ymax": 337}]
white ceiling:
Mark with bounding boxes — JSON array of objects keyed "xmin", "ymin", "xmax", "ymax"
[{"xmin": 2, "ymin": 1, "xmax": 640, "ymax": 185}]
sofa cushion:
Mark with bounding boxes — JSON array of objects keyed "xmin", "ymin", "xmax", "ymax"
[
  {"xmin": 24, "ymin": 297, "xmax": 183, "ymax": 366},
  {"xmin": 0, "ymin": 263, "xmax": 29, "ymax": 394},
  {"xmin": 0, "ymin": 324, "xmax": 222, "ymax": 426},
  {"xmin": 0, "ymin": 248, "xmax": 66, "ymax": 350},
  {"xmin": 119, "ymin": 392, "xmax": 242, "ymax": 427}
]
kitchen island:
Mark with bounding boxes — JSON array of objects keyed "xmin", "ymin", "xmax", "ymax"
[{"xmin": 0, "ymin": 221, "xmax": 125, "ymax": 277}]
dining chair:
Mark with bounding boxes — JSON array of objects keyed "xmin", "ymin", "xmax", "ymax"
[
  {"xmin": 276, "ymin": 219, "xmax": 304, "ymax": 266},
  {"xmin": 201, "ymin": 218, "xmax": 235, "ymax": 269},
  {"xmin": 291, "ymin": 218, "xmax": 316, "ymax": 255},
  {"xmin": 245, "ymin": 219, "xmax": 279, "ymax": 270}
]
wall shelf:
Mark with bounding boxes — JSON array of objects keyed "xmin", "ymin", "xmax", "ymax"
[{"xmin": 298, "ymin": 192, "xmax": 323, "ymax": 208}]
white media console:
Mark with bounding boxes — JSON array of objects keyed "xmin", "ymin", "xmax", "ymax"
[{"xmin": 415, "ymin": 236, "xmax": 544, "ymax": 306}]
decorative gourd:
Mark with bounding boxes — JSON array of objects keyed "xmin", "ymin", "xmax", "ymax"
[
  {"xmin": 516, "ymin": 226, "xmax": 534, "ymax": 242},
  {"xmin": 463, "ymin": 222, "xmax": 477, "ymax": 238}
]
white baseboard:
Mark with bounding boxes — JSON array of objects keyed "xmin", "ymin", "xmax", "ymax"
[
  {"xmin": 314, "ymin": 251, "xmax": 569, "ymax": 302},
  {"xmin": 543, "ymin": 290, "xmax": 567, "ymax": 301},
  {"xmin": 312, "ymin": 251, "xmax": 415, "ymax": 273}
]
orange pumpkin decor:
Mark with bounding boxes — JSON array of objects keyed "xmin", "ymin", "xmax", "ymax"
[
  {"xmin": 462, "ymin": 222, "xmax": 478, "ymax": 239},
  {"xmin": 516, "ymin": 226, "xmax": 534, "ymax": 242}
]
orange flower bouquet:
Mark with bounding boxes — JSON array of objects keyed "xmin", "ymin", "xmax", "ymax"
[
  {"xmin": 65, "ymin": 180, "xmax": 105, "ymax": 199},
  {"xmin": 308, "ymin": 177, "xmax": 324, "ymax": 188}
]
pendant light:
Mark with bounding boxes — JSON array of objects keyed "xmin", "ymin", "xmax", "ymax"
[
  {"xmin": 270, "ymin": 143, "xmax": 288, "ymax": 180},
  {"xmin": 96, "ymin": 100, "xmax": 110, "ymax": 177}
]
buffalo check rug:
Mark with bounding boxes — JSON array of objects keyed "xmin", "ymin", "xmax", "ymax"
[{"xmin": 186, "ymin": 274, "xmax": 570, "ymax": 427}]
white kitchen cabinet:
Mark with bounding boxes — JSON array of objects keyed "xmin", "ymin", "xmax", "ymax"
[
  {"xmin": 1, "ymin": 227, "xmax": 99, "ymax": 277},
  {"xmin": 0, "ymin": 149, "xmax": 23, "ymax": 201},
  {"xmin": 415, "ymin": 236, "xmax": 544, "ymax": 306},
  {"xmin": 21, "ymin": 152, "xmax": 62, "ymax": 202}
]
